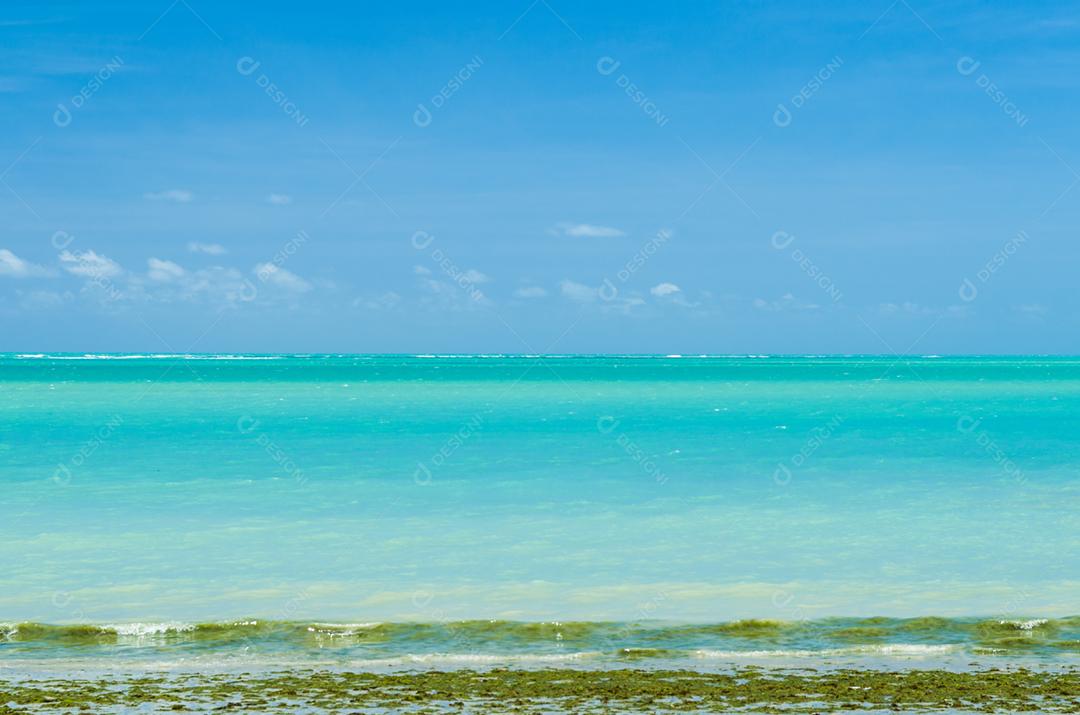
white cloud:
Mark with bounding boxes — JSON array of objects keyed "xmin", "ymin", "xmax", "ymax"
[
  {"xmin": 417, "ymin": 275, "xmax": 490, "ymax": 310},
  {"xmin": 17, "ymin": 289, "xmax": 69, "ymax": 310},
  {"xmin": 554, "ymin": 222, "xmax": 625, "ymax": 238},
  {"xmin": 59, "ymin": 250, "xmax": 122, "ymax": 279},
  {"xmin": 413, "ymin": 265, "xmax": 432, "ymax": 275},
  {"xmin": 753, "ymin": 293, "xmax": 819, "ymax": 312},
  {"xmin": 176, "ymin": 266, "xmax": 250, "ymax": 302},
  {"xmin": 147, "ymin": 258, "xmax": 185, "ymax": 282},
  {"xmin": 461, "ymin": 268, "xmax": 491, "ymax": 284},
  {"xmin": 514, "ymin": 285, "xmax": 547, "ymax": 298},
  {"xmin": 877, "ymin": 302, "xmax": 971, "ymax": 318},
  {"xmin": 558, "ymin": 279, "xmax": 644, "ymax": 313},
  {"xmin": 254, "ymin": 263, "xmax": 311, "ymax": 292},
  {"xmin": 144, "ymin": 189, "xmax": 193, "ymax": 203},
  {"xmin": 0, "ymin": 248, "xmax": 53, "ymax": 278},
  {"xmin": 121, "ymin": 265, "xmax": 254, "ymax": 306},
  {"xmin": 187, "ymin": 242, "xmax": 227, "ymax": 255},
  {"xmin": 266, "ymin": 193, "xmax": 292, "ymax": 205},
  {"xmin": 650, "ymin": 282, "xmax": 681, "ymax": 297},
  {"xmin": 355, "ymin": 291, "xmax": 402, "ymax": 310},
  {"xmin": 560, "ymin": 279, "xmax": 599, "ymax": 302},
  {"xmin": 878, "ymin": 301, "xmax": 935, "ymax": 316}
]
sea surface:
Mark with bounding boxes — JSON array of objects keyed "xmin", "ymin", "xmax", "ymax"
[{"xmin": 2, "ymin": 354, "xmax": 1078, "ymax": 670}]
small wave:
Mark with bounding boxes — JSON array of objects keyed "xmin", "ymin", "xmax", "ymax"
[
  {"xmin": 615, "ymin": 647, "xmax": 681, "ymax": 659},
  {"xmin": 1000, "ymin": 619, "xmax": 1049, "ymax": 631},
  {"xmin": 104, "ymin": 622, "xmax": 196, "ymax": 636},
  {"xmin": 679, "ymin": 619, "xmax": 791, "ymax": 638},
  {"xmin": 4, "ymin": 618, "xmax": 1077, "ymax": 660},
  {"xmin": 695, "ymin": 644, "xmax": 962, "ymax": 659},
  {"xmin": 307, "ymin": 623, "xmax": 383, "ymax": 637}
]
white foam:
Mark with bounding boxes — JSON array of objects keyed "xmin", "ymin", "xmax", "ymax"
[
  {"xmin": 103, "ymin": 622, "xmax": 195, "ymax": 636},
  {"xmin": 1000, "ymin": 619, "xmax": 1048, "ymax": 631},
  {"xmin": 307, "ymin": 622, "xmax": 382, "ymax": 637}
]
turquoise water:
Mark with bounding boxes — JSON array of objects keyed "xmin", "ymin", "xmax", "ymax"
[{"xmin": 2, "ymin": 354, "xmax": 1078, "ymax": 667}]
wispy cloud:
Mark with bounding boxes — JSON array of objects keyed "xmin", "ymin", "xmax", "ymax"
[
  {"xmin": 355, "ymin": 291, "xmax": 402, "ymax": 310},
  {"xmin": 123, "ymin": 266, "xmax": 254, "ymax": 306},
  {"xmin": 553, "ymin": 222, "xmax": 625, "ymax": 238},
  {"xmin": 254, "ymin": 263, "xmax": 311, "ymax": 292},
  {"xmin": 877, "ymin": 301, "xmax": 935, "ymax": 316},
  {"xmin": 144, "ymin": 189, "xmax": 193, "ymax": 203},
  {"xmin": 16, "ymin": 289, "xmax": 70, "ymax": 310},
  {"xmin": 1015, "ymin": 303, "xmax": 1048, "ymax": 316},
  {"xmin": 460, "ymin": 268, "xmax": 491, "ymax": 284},
  {"xmin": 59, "ymin": 249, "xmax": 122, "ymax": 279},
  {"xmin": 187, "ymin": 242, "xmax": 226, "ymax": 255},
  {"xmin": 560, "ymin": 279, "xmax": 600, "ymax": 302},
  {"xmin": 876, "ymin": 302, "xmax": 971, "ymax": 318},
  {"xmin": 147, "ymin": 258, "xmax": 185, "ymax": 282},
  {"xmin": 514, "ymin": 285, "xmax": 547, "ymax": 298},
  {"xmin": 0, "ymin": 78, "xmax": 28, "ymax": 93},
  {"xmin": 650, "ymin": 282, "xmax": 681, "ymax": 297},
  {"xmin": 754, "ymin": 293, "xmax": 819, "ymax": 312},
  {"xmin": 0, "ymin": 248, "xmax": 54, "ymax": 278},
  {"xmin": 0, "ymin": 18, "xmax": 68, "ymax": 27},
  {"xmin": 266, "ymin": 193, "xmax": 292, "ymax": 205}
]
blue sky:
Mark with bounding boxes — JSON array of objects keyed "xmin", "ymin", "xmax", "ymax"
[{"xmin": 1, "ymin": 0, "xmax": 1077, "ymax": 353}]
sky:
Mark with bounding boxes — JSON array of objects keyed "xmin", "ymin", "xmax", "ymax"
[{"xmin": 1, "ymin": 0, "xmax": 1078, "ymax": 354}]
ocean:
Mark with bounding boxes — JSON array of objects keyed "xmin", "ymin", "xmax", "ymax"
[{"xmin": 2, "ymin": 354, "xmax": 1078, "ymax": 672}]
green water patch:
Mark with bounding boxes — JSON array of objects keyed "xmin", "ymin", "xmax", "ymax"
[
  {"xmin": 612, "ymin": 647, "xmax": 682, "ymax": 660},
  {"xmin": 679, "ymin": 619, "xmax": 793, "ymax": 638},
  {"xmin": 896, "ymin": 616, "xmax": 968, "ymax": 636},
  {"xmin": 823, "ymin": 626, "xmax": 892, "ymax": 641}
]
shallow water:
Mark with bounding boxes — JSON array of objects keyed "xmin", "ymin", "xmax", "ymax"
[{"xmin": 2, "ymin": 354, "xmax": 1078, "ymax": 668}]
